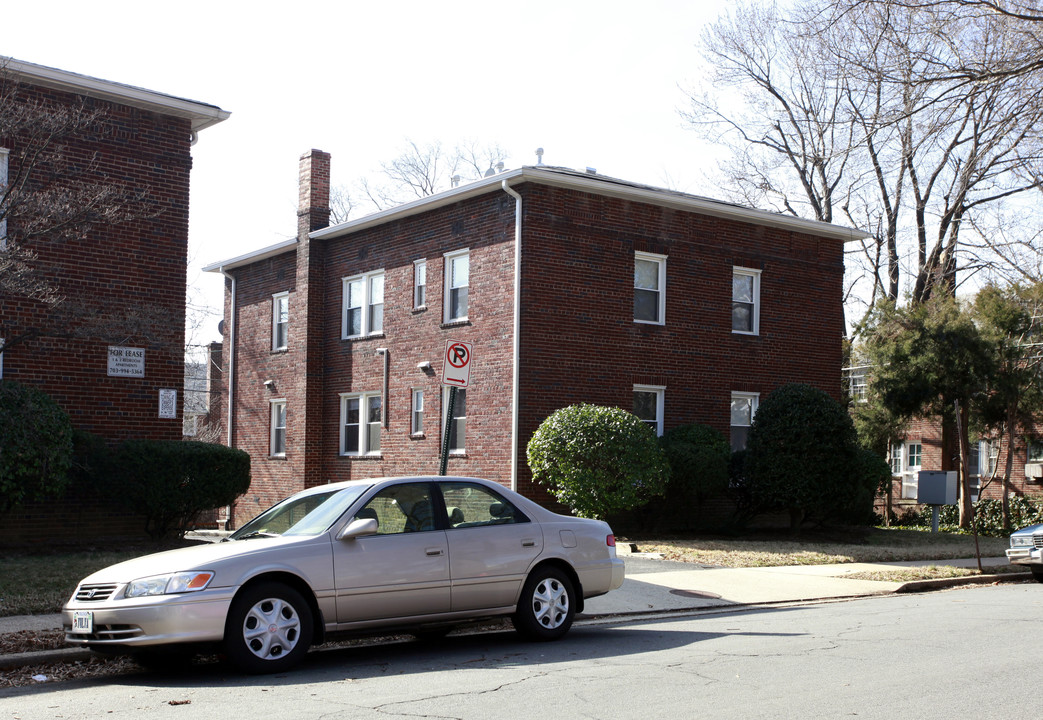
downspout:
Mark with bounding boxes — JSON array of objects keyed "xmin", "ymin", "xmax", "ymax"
[
  {"xmin": 220, "ymin": 269, "xmax": 237, "ymax": 530},
  {"xmin": 502, "ymin": 180, "xmax": 522, "ymax": 491}
]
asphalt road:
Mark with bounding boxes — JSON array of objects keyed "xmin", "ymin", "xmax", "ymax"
[{"xmin": 2, "ymin": 582, "xmax": 1038, "ymax": 719}]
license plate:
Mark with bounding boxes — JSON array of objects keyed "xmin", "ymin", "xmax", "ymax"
[{"xmin": 71, "ymin": 610, "xmax": 93, "ymax": 634}]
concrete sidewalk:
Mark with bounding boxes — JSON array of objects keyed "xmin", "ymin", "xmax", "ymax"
[{"xmin": 0, "ymin": 555, "xmax": 1028, "ymax": 670}]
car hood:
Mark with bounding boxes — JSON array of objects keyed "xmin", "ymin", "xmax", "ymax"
[
  {"xmin": 1012, "ymin": 523, "xmax": 1043, "ymax": 537},
  {"xmin": 78, "ymin": 536, "xmax": 323, "ymax": 585}
]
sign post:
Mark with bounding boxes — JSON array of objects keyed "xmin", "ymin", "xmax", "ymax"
[{"xmin": 439, "ymin": 340, "xmax": 472, "ymax": 475}]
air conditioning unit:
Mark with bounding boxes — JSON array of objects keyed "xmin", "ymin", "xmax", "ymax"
[{"xmin": 1025, "ymin": 463, "xmax": 1043, "ymax": 480}]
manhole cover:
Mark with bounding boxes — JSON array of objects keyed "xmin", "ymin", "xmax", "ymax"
[{"xmin": 669, "ymin": 589, "xmax": 723, "ymax": 599}]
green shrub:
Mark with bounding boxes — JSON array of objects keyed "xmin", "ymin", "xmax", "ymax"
[
  {"xmin": 844, "ymin": 448, "xmax": 894, "ymax": 525},
  {"xmin": 745, "ymin": 383, "xmax": 860, "ymax": 530},
  {"xmin": 99, "ymin": 440, "xmax": 251, "ymax": 540},
  {"xmin": 0, "ymin": 380, "xmax": 73, "ymax": 514},
  {"xmin": 660, "ymin": 424, "xmax": 730, "ymax": 502},
  {"xmin": 906, "ymin": 496, "xmax": 1043, "ymax": 536},
  {"xmin": 527, "ymin": 403, "xmax": 669, "ymax": 519}
]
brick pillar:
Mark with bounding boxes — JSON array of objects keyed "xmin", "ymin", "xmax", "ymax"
[{"xmin": 296, "ymin": 150, "xmax": 331, "ymax": 488}]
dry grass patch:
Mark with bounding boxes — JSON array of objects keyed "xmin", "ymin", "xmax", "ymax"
[{"xmin": 631, "ymin": 528, "xmax": 1011, "ymax": 568}]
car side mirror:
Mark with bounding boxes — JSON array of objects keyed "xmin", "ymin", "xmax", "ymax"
[{"xmin": 337, "ymin": 517, "xmax": 378, "ymax": 541}]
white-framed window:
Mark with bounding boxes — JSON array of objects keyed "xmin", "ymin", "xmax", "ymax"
[
  {"xmin": 342, "ymin": 270, "xmax": 385, "ymax": 338},
  {"xmin": 633, "ymin": 385, "xmax": 665, "ymax": 436},
  {"xmin": 414, "ymin": 259, "xmax": 427, "ymax": 309},
  {"xmin": 847, "ymin": 367, "xmax": 868, "ymax": 403},
  {"xmin": 634, "ymin": 252, "xmax": 667, "ymax": 324},
  {"xmin": 899, "ymin": 441, "xmax": 923, "ymax": 499},
  {"xmin": 272, "ymin": 292, "xmax": 289, "ymax": 351},
  {"xmin": 980, "ymin": 439, "xmax": 999, "ymax": 477},
  {"xmin": 1028, "ymin": 438, "xmax": 1043, "ymax": 463},
  {"xmin": 442, "ymin": 387, "xmax": 467, "ymax": 454},
  {"xmin": 0, "ymin": 148, "xmax": 8, "ymax": 247},
  {"xmin": 341, "ymin": 392, "xmax": 382, "ymax": 455},
  {"xmin": 270, "ymin": 400, "xmax": 287, "ymax": 458},
  {"xmin": 444, "ymin": 249, "xmax": 469, "ymax": 322},
  {"xmin": 730, "ymin": 392, "xmax": 759, "ymax": 451},
  {"xmin": 412, "ymin": 389, "xmax": 425, "ymax": 435},
  {"xmin": 732, "ymin": 267, "xmax": 761, "ymax": 335}
]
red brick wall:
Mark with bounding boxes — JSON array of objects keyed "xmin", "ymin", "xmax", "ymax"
[
  {"xmin": 224, "ymin": 176, "xmax": 847, "ymax": 525},
  {"xmin": 0, "ymin": 81, "xmax": 195, "ymax": 545},
  {"xmin": 514, "ymin": 184, "xmax": 845, "ymax": 502}
]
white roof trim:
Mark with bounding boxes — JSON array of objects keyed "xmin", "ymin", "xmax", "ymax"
[
  {"xmin": 208, "ymin": 166, "xmax": 868, "ymax": 272},
  {"xmin": 203, "ymin": 238, "xmax": 297, "ymax": 273},
  {"xmin": 2, "ymin": 56, "xmax": 230, "ymax": 132}
]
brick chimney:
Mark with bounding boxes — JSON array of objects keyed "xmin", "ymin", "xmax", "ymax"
[{"xmin": 297, "ymin": 149, "xmax": 331, "ymax": 233}]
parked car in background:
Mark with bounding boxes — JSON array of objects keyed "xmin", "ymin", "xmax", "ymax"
[
  {"xmin": 1006, "ymin": 524, "xmax": 1043, "ymax": 582},
  {"xmin": 63, "ymin": 476, "xmax": 624, "ymax": 673}
]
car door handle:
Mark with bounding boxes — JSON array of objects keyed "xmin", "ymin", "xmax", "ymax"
[
  {"xmin": 425, "ymin": 547, "xmax": 444, "ymax": 556},
  {"xmin": 521, "ymin": 539, "xmax": 536, "ymax": 547}
]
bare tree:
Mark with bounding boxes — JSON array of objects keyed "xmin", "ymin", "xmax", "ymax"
[
  {"xmin": 333, "ymin": 139, "xmax": 508, "ymax": 221},
  {"xmin": 0, "ymin": 66, "xmax": 157, "ymax": 355},
  {"xmin": 687, "ymin": 0, "xmax": 1043, "ymax": 329}
]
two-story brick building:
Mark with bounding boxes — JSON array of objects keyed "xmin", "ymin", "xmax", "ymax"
[
  {"xmin": 207, "ymin": 150, "xmax": 864, "ymax": 526},
  {"xmin": 0, "ymin": 57, "xmax": 227, "ymax": 543}
]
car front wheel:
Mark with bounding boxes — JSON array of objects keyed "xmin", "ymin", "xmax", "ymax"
[
  {"xmin": 224, "ymin": 582, "xmax": 313, "ymax": 674},
  {"xmin": 512, "ymin": 567, "xmax": 575, "ymax": 641},
  {"xmin": 1031, "ymin": 567, "xmax": 1043, "ymax": 584}
]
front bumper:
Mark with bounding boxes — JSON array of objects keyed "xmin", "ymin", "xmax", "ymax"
[
  {"xmin": 62, "ymin": 586, "xmax": 236, "ymax": 649},
  {"xmin": 1006, "ymin": 547, "xmax": 1042, "ymax": 566}
]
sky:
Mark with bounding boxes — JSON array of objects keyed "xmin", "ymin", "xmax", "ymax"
[{"xmin": 3, "ymin": 0, "xmax": 726, "ymax": 345}]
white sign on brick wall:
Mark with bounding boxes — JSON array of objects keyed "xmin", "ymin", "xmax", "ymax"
[
  {"xmin": 107, "ymin": 346, "xmax": 145, "ymax": 378},
  {"xmin": 159, "ymin": 389, "xmax": 177, "ymax": 419}
]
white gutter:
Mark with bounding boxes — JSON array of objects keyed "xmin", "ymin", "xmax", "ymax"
[
  {"xmin": 219, "ymin": 269, "xmax": 237, "ymax": 447},
  {"xmin": 502, "ymin": 180, "xmax": 523, "ymax": 491}
]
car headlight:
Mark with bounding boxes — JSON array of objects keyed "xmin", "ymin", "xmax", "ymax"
[
  {"xmin": 1011, "ymin": 535, "xmax": 1035, "ymax": 548},
  {"xmin": 124, "ymin": 571, "xmax": 214, "ymax": 598}
]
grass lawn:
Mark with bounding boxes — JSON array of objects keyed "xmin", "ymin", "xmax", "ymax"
[
  {"xmin": 628, "ymin": 527, "xmax": 1012, "ymax": 568},
  {"xmin": 0, "ymin": 549, "xmax": 148, "ymax": 617}
]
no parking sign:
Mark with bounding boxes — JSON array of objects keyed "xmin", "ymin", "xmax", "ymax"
[{"xmin": 441, "ymin": 340, "xmax": 472, "ymax": 388}]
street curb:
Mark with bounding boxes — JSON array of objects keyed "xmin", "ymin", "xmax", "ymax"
[
  {"xmin": 895, "ymin": 570, "xmax": 1031, "ymax": 593},
  {"xmin": 0, "ymin": 647, "xmax": 92, "ymax": 670}
]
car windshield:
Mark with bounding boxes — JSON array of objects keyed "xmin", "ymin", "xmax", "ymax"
[{"xmin": 228, "ymin": 485, "xmax": 370, "ymax": 540}]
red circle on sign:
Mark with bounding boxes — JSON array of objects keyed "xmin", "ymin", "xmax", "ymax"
[{"xmin": 447, "ymin": 343, "xmax": 469, "ymax": 368}]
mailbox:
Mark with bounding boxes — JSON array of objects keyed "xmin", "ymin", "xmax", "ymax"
[{"xmin": 917, "ymin": 471, "xmax": 958, "ymax": 505}]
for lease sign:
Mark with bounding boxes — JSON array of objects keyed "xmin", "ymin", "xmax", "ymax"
[{"xmin": 107, "ymin": 346, "xmax": 145, "ymax": 378}]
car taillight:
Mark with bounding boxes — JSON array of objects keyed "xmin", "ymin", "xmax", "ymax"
[{"xmin": 606, "ymin": 534, "xmax": 616, "ymax": 547}]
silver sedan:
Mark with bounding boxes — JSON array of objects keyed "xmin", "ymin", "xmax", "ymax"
[{"xmin": 62, "ymin": 476, "xmax": 625, "ymax": 673}]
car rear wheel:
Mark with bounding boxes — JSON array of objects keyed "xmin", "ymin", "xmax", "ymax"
[
  {"xmin": 224, "ymin": 582, "xmax": 313, "ymax": 674},
  {"xmin": 512, "ymin": 567, "xmax": 575, "ymax": 641}
]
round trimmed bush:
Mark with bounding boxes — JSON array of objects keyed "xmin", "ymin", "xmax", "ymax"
[{"xmin": 527, "ymin": 403, "xmax": 669, "ymax": 519}]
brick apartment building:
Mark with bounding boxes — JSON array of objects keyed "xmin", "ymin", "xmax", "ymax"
[
  {"xmin": 0, "ymin": 57, "xmax": 227, "ymax": 543},
  {"xmin": 207, "ymin": 150, "xmax": 865, "ymax": 527}
]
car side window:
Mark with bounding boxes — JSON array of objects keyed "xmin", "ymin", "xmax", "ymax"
[
  {"xmin": 439, "ymin": 482, "xmax": 529, "ymax": 528},
  {"xmin": 356, "ymin": 482, "xmax": 435, "ymax": 534}
]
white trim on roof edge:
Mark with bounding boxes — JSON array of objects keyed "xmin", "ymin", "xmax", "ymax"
[
  {"xmin": 2, "ymin": 56, "xmax": 230, "ymax": 132},
  {"xmin": 206, "ymin": 166, "xmax": 869, "ymax": 272}
]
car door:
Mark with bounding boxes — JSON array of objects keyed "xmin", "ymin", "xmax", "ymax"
[
  {"xmin": 439, "ymin": 481, "xmax": 543, "ymax": 612},
  {"xmin": 332, "ymin": 482, "xmax": 450, "ymax": 623}
]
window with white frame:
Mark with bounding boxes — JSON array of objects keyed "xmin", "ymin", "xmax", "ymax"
[
  {"xmin": 633, "ymin": 385, "xmax": 665, "ymax": 436},
  {"xmin": 272, "ymin": 292, "xmax": 289, "ymax": 351},
  {"xmin": 848, "ymin": 368, "xmax": 868, "ymax": 403},
  {"xmin": 270, "ymin": 400, "xmax": 287, "ymax": 457},
  {"xmin": 444, "ymin": 250, "xmax": 469, "ymax": 322},
  {"xmin": 341, "ymin": 392, "xmax": 382, "ymax": 455},
  {"xmin": 1028, "ymin": 438, "xmax": 1043, "ymax": 463},
  {"xmin": 900, "ymin": 441, "xmax": 923, "ymax": 499},
  {"xmin": 414, "ymin": 259, "xmax": 427, "ymax": 308},
  {"xmin": 634, "ymin": 252, "xmax": 666, "ymax": 324},
  {"xmin": 730, "ymin": 392, "xmax": 759, "ymax": 451},
  {"xmin": 732, "ymin": 267, "xmax": 761, "ymax": 334},
  {"xmin": 442, "ymin": 388, "xmax": 466, "ymax": 453},
  {"xmin": 979, "ymin": 439, "xmax": 999, "ymax": 478},
  {"xmin": 342, "ymin": 271, "xmax": 385, "ymax": 338},
  {"xmin": 412, "ymin": 389, "xmax": 424, "ymax": 435}
]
